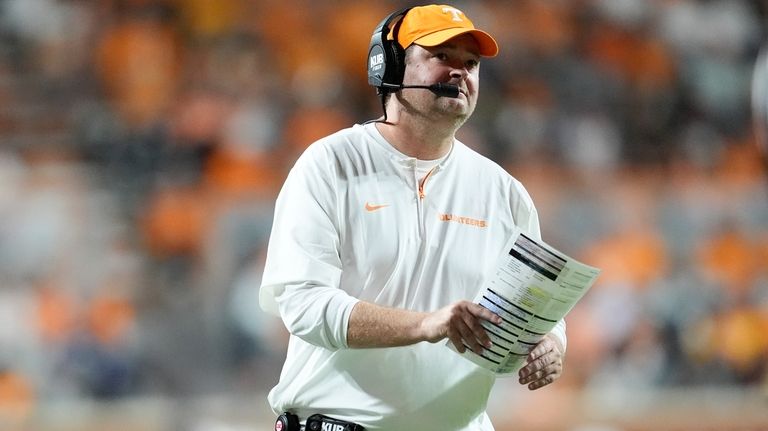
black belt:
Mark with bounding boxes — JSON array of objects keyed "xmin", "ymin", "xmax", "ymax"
[{"xmin": 275, "ymin": 412, "xmax": 365, "ymax": 431}]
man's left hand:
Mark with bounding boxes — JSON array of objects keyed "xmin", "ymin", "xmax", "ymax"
[{"xmin": 517, "ymin": 334, "xmax": 565, "ymax": 390}]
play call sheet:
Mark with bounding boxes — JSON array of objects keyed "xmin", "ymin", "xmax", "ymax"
[{"xmin": 449, "ymin": 226, "xmax": 601, "ymax": 376}]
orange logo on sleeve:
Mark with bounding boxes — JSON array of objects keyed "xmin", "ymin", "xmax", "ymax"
[{"xmin": 365, "ymin": 202, "xmax": 389, "ymax": 212}]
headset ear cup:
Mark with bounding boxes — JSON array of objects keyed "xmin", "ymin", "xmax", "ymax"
[
  {"xmin": 367, "ymin": 7, "xmax": 411, "ymax": 90},
  {"xmin": 367, "ymin": 35, "xmax": 387, "ymax": 87}
]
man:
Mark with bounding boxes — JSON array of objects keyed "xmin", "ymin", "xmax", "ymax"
[{"xmin": 260, "ymin": 5, "xmax": 566, "ymax": 430}]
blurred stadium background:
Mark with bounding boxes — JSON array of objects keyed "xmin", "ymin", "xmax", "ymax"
[{"xmin": 0, "ymin": 0, "xmax": 767, "ymax": 430}]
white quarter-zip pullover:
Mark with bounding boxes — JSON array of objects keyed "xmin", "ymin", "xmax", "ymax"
[{"xmin": 260, "ymin": 122, "xmax": 565, "ymax": 430}]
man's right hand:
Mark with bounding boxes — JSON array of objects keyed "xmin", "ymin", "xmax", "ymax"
[
  {"xmin": 346, "ymin": 300, "xmax": 501, "ymax": 351},
  {"xmin": 420, "ymin": 300, "xmax": 502, "ymax": 355}
]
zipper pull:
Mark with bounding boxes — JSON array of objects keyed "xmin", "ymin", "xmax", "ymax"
[{"xmin": 418, "ymin": 166, "xmax": 437, "ymax": 200}]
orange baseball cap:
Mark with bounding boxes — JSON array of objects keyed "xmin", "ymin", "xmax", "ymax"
[{"xmin": 393, "ymin": 5, "xmax": 499, "ymax": 57}]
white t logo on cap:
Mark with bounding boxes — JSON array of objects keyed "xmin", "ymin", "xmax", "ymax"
[{"xmin": 442, "ymin": 7, "xmax": 464, "ymax": 22}]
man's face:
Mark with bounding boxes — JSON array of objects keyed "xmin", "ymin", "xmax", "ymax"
[{"xmin": 398, "ymin": 33, "xmax": 482, "ymax": 121}]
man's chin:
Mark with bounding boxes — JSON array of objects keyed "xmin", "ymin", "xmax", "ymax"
[{"xmin": 439, "ymin": 101, "xmax": 473, "ymax": 120}]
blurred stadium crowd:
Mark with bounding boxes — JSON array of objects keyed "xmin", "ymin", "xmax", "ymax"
[{"xmin": 0, "ymin": 0, "xmax": 767, "ymax": 429}]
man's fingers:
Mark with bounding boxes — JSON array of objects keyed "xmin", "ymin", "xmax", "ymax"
[
  {"xmin": 445, "ymin": 304, "xmax": 565, "ymax": 391},
  {"xmin": 519, "ymin": 355, "xmax": 554, "ymax": 378},
  {"xmin": 469, "ymin": 303, "xmax": 502, "ymax": 325},
  {"xmin": 527, "ymin": 338, "xmax": 555, "ymax": 362},
  {"xmin": 527, "ymin": 373, "xmax": 557, "ymax": 390},
  {"xmin": 466, "ymin": 303, "xmax": 502, "ymax": 350},
  {"xmin": 447, "ymin": 313, "xmax": 481, "ymax": 354},
  {"xmin": 461, "ymin": 312, "xmax": 493, "ymax": 349},
  {"xmin": 431, "ymin": 301, "xmax": 505, "ymax": 353},
  {"xmin": 455, "ymin": 317, "xmax": 486, "ymax": 354},
  {"xmin": 448, "ymin": 329, "xmax": 465, "ymax": 353},
  {"xmin": 520, "ymin": 361, "xmax": 559, "ymax": 382},
  {"xmin": 519, "ymin": 362, "xmax": 562, "ymax": 390},
  {"xmin": 518, "ymin": 347, "xmax": 564, "ymax": 390}
]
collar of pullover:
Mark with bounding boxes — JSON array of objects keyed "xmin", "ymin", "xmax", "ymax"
[{"xmin": 363, "ymin": 122, "xmax": 454, "ymax": 173}]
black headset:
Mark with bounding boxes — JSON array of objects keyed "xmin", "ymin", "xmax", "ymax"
[
  {"xmin": 367, "ymin": 7, "xmax": 412, "ymax": 95},
  {"xmin": 365, "ymin": 7, "xmax": 460, "ymax": 122}
]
